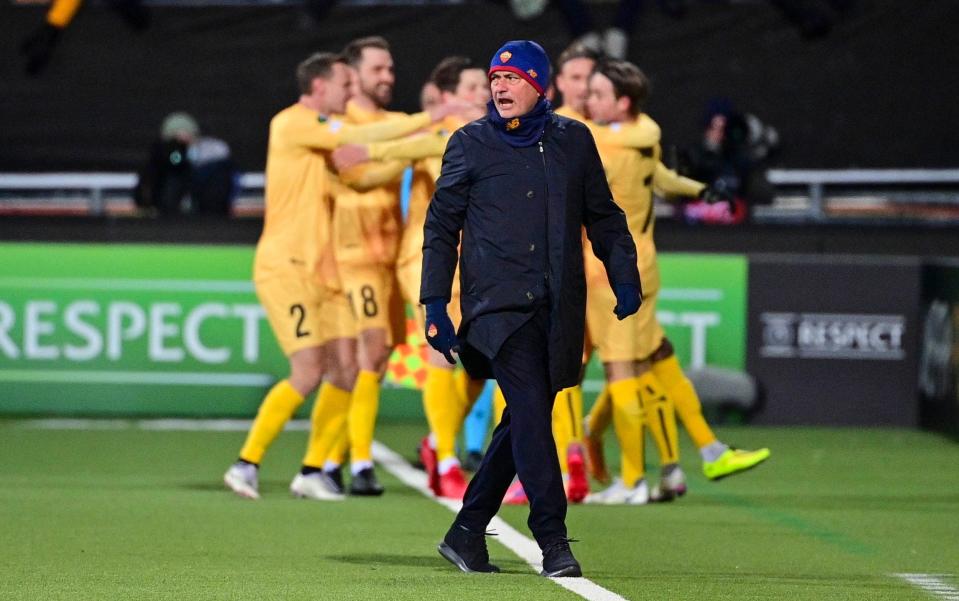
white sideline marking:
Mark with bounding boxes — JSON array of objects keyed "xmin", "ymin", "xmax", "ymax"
[
  {"xmin": 371, "ymin": 441, "xmax": 629, "ymax": 601},
  {"xmin": 894, "ymin": 574, "xmax": 959, "ymax": 600},
  {"xmin": 17, "ymin": 418, "xmax": 310, "ymax": 432},
  {"xmin": 12, "ymin": 419, "xmax": 627, "ymax": 601}
]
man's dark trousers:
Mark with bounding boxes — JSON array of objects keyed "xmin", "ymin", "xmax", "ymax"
[{"xmin": 454, "ymin": 307, "xmax": 567, "ymax": 547}]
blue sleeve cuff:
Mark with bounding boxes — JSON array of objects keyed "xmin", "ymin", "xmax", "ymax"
[{"xmin": 423, "ymin": 297, "xmax": 447, "ymax": 315}]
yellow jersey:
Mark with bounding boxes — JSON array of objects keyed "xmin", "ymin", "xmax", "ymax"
[
  {"xmin": 584, "ymin": 114, "xmax": 705, "ymax": 293},
  {"xmin": 332, "ymin": 101, "xmax": 408, "ymax": 267},
  {"xmin": 366, "ymin": 116, "xmax": 465, "ymax": 268},
  {"xmin": 554, "ymin": 104, "xmax": 584, "ymax": 121},
  {"xmin": 253, "ymin": 103, "xmax": 431, "ymax": 283}
]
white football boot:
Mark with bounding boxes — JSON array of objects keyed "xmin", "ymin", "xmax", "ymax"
[
  {"xmin": 584, "ymin": 478, "xmax": 650, "ymax": 505},
  {"xmin": 650, "ymin": 466, "xmax": 688, "ymax": 502},
  {"xmin": 290, "ymin": 472, "xmax": 347, "ymax": 501},
  {"xmin": 223, "ymin": 461, "xmax": 260, "ymax": 500}
]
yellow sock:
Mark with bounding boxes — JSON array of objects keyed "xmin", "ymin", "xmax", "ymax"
[
  {"xmin": 636, "ymin": 371, "xmax": 680, "ymax": 465},
  {"xmin": 551, "ymin": 386, "xmax": 583, "ymax": 472},
  {"xmin": 608, "ymin": 378, "xmax": 645, "ymax": 487},
  {"xmin": 456, "ymin": 369, "xmax": 485, "ymax": 417},
  {"xmin": 552, "ymin": 398, "xmax": 570, "ymax": 474},
  {"xmin": 567, "ymin": 385, "xmax": 585, "ymax": 442},
  {"xmin": 325, "ymin": 428, "xmax": 348, "ymax": 468},
  {"xmin": 239, "ymin": 380, "xmax": 304, "ymax": 465},
  {"xmin": 586, "ymin": 384, "xmax": 612, "ymax": 439},
  {"xmin": 348, "ymin": 370, "xmax": 380, "ymax": 462},
  {"xmin": 492, "ymin": 384, "xmax": 506, "ymax": 426},
  {"xmin": 424, "ymin": 366, "xmax": 460, "ymax": 462},
  {"xmin": 47, "ymin": 0, "xmax": 83, "ymax": 28},
  {"xmin": 653, "ymin": 355, "xmax": 718, "ymax": 449},
  {"xmin": 422, "ymin": 366, "xmax": 452, "ymax": 436},
  {"xmin": 302, "ymin": 382, "xmax": 352, "ymax": 469}
]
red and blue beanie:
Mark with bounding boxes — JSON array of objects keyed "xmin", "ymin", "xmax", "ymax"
[{"xmin": 488, "ymin": 40, "xmax": 550, "ymax": 96}]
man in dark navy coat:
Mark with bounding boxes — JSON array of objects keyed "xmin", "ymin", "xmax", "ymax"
[{"xmin": 420, "ymin": 40, "xmax": 641, "ymax": 578}]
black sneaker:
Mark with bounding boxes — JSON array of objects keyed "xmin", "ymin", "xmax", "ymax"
[
  {"xmin": 540, "ymin": 538, "xmax": 581, "ymax": 577},
  {"xmin": 324, "ymin": 467, "xmax": 345, "ymax": 495},
  {"xmin": 438, "ymin": 524, "xmax": 500, "ymax": 573},
  {"xmin": 349, "ymin": 467, "xmax": 385, "ymax": 496},
  {"xmin": 462, "ymin": 450, "xmax": 484, "ymax": 472}
]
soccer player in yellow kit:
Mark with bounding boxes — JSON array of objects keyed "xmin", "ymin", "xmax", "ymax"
[
  {"xmin": 333, "ymin": 56, "xmax": 488, "ymax": 499},
  {"xmin": 317, "ymin": 36, "xmax": 412, "ymax": 497},
  {"xmin": 223, "ymin": 52, "xmax": 457, "ymax": 501},
  {"xmin": 582, "ymin": 59, "xmax": 770, "ymax": 504}
]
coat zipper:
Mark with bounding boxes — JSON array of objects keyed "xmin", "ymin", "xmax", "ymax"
[{"xmin": 539, "ymin": 141, "xmax": 553, "ymax": 289}]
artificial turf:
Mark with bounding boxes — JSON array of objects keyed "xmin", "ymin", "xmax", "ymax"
[{"xmin": 1, "ymin": 418, "xmax": 957, "ymax": 600}]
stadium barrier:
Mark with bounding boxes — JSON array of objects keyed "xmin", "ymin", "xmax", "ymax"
[
  {"xmin": 919, "ymin": 261, "xmax": 959, "ymax": 438},
  {"xmin": 0, "ymin": 241, "xmax": 946, "ymax": 428},
  {"xmin": 3, "ymin": 170, "xmax": 959, "ymax": 223},
  {"xmin": 747, "ymin": 255, "xmax": 922, "ymax": 427},
  {"xmin": 763, "ymin": 169, "xmax": 959, "ymax": 224},
  {"xmin": 0, "ymin": 243, "xmax": 747, "ymax": 419}
]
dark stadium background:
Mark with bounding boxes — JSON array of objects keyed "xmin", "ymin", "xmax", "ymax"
[{"xmin": 1, "ymin": 1, "xmax": 957, "ymax": 171}]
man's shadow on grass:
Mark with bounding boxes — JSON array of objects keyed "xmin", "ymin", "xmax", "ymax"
[
  {"xmin": 330, "ymin": 552, "xmax": 529, "ymax": 574},
  {"xmin": 180, "ymin": 480, "xmax": 430, "ymax": 498}
]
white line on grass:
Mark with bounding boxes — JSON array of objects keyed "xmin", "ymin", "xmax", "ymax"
[
  {"xmin": 372, "ymin": 441, "xmax": 629, "ymax": 601},
  {"xmin": 12, "ymin": 419, "xmax": 628, "ymax": 601},
  {"xmin": 893, "ymin": 574, "xmax": 959, "ymax": 600},
  {"xmin": 17, "ymin": 418, "xmax": 311, "ymax": 432}
]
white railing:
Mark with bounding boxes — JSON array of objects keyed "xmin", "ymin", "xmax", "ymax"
[
  {"xmin": 3, "ymin": 169, "xmax": 959, "ymax": 221},
  {"xmin": 765, "ymin": 168, "xmax": 959, "ymax": 221},
  {"xmin": 0, "ymin": 172, "xmax": 266, "ymax": 217}
]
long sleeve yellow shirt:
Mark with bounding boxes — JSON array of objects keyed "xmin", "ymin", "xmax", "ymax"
[{"xmin": 253, "ymin": 103, "xmax": 431, "ymax": 283}]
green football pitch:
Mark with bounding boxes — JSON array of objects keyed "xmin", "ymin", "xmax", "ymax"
[{"xmin": 1, "ymin": 416, "xmax": 957, "ymax": 600}]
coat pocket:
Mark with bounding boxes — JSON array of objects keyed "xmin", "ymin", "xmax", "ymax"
[{"xmin": 465, "ymin": 279, "xmax": 548, "ymax": 316}]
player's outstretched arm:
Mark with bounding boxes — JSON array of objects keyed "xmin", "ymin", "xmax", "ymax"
[
  {"xmin": 338, "ymin": 159, "xmax": 409, "ymax": 192},
  {"xmin": 653, "ymin": 160, "xmax": 705, "ymax": 198},
  {"xmin": 283, "ymin": 111, "xmax": 432, "ymax": 151},
  {"xmin": 367, "ymin": 132, "xmax": 450, "ymax": 162},
  {"xmin": 585, "ymin": 119, "xmax": 659, "ymax": 150}
]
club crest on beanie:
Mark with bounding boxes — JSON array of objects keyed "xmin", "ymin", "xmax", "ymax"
[{"xmin": 488, "ymin": 40, "xmax": 550, "ymax": 96}]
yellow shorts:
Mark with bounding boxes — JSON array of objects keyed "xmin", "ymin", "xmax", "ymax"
[
  {"xmin": 341, "ymin": 265, "xmax": 406, "ymax": 346},
  {"xmin": 255, "ymin": 276, "xmax": 354, "ymax": 357},
  {"xmin": 396, "ymin": 259, "xmax": 463, "ymax": 335},
  {"xmin": 586, "ymin": 285, "xmax": 664, "ymax": 363}
]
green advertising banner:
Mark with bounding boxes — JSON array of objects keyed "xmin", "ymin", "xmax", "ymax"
[
  {"xmin": 0, "ymin": 243, "xmax": 288, "ymax": 416},
  {"xmin": 0, "ymin": 243, "xmax": 747, "ymax": 416},
  {"xmin": 657, "ymin": 253, "xmax": 747, "ymax": 370}
]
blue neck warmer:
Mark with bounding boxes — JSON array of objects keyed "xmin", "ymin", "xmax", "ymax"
[{"xmin": 487, "ymin": 97, "xmax": 551, "ymax": 148}]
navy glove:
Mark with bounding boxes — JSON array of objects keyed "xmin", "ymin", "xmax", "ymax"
[
  {"xmin": 613, "ymin": 283, "xmax": 642, "ymax": 320},
  {"xmin": 699, "ymin": 180, "xmax": 734, "ymax": 204},
  {"xmin": 424, "ymin": 299, "xmax": 459, "ymax": 364}
]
